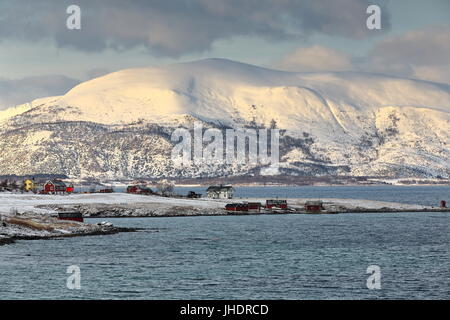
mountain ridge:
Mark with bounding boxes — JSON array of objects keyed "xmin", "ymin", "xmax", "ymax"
[{"xmin": 0, "ymin": 58, "xmax": 449, "ymax": 179}]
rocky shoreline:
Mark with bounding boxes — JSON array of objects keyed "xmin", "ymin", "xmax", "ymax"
[
  {"xmin": 39, "ymin": 203, "xmax": 228, "ymax": 218},
  {"xmin": 37, "ymin": 199, "xmax": 450, "ymax": 218},
  {"xmin": 0, "ymin": 214, "xmax": 138, "ymax": 246}
]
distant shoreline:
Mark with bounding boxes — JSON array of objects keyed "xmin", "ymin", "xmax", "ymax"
[
  {"xmin": 170, "ymin": 183, "xmax": 450, "ymax": 187},
  {"xmin": 3, "ymin": 174, "xmax": 449, "ymax": 189},
  {"xmin": 68, "ymin": 182, "xmax": 450, "ymax": 191}
]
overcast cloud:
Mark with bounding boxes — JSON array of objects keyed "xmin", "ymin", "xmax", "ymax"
[
  {"xmin": 273, "ymin": 26, "xmax": 450, "ymax": 85},
  {"xmin": 0, "ymin": 0, "xmax": 390, "ymax": 56},
  {"xmin": 2, "ymin": 1, "xmax": 450, "ymax": 110},
  {"xmin": 0, "ymin": 75, "xmax": 79, "ymax": 109},
  {"xmin": 274, "ymin": 45, "xmax": 355, "ymax": 72},
  {"xmin": 367, "ymin": 26, "xmax": 450, "ymax": 84}
]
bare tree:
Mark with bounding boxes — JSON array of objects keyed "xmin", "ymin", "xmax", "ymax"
[{"xmin": 156, "ymin": 179, "xmax": 174, "ymax": 196}]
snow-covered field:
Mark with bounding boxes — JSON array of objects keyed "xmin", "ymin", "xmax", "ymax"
[{"xmin": 0, "ymin": 192, "xmax": 226, "ymax": 215}]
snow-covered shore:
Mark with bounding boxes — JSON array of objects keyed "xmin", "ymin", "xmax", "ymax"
[
  {"xmin": 0, "ymin": 192, "xmax": 226, "ymax": 216},
  {"xmin": 0, "ymin": 213, "xmax": 137, "ymax": 246},
  {"xmin": 1, "ymin": 192, "xmax": 448, "ymax": 218}
]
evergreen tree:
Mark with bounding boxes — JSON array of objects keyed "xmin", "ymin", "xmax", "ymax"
[
  {"xmin": 270, "ymin": 119, "xmax": 277, "ymax": 129},
  {"xmin": 10, "ymin": 180, "xmax": 18, "ymax": 190}
]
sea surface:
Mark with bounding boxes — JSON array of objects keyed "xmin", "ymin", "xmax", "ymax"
[
  {"xmin": 1, "ymin": 186, "xmax": 449, "ymax": 300},
  {"xmin": 174, "ymin": 185, "xmax": 450, "ymax": 207}
]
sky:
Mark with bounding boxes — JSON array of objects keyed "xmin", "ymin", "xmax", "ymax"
[{"xmin": 1, "ymin": 0, "xmax": 450, "ymax": 110}]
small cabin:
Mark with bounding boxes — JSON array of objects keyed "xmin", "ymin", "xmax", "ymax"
[
  {"xmin": 206, "ymin": 185, "xmax": 234, "ymax": 199},
  {"xmin": 225, "ymin": 202, "xmax": 261, "ymax": 213},
  {"xmin": 23, "ymin": 179, "xmax": 36, "ymax": 192},
  {"xmin": 58, "ymin": 212, "xmax": 83, "ymax": 223},
  {"xmin": 127, "ymin": 185, "xmax": 153, "ymax": 195},
  {"xmin": 43, "ymin": 180, "xmax": 67, "ymax": 194},
  {"xmin": 305, "ymin": 200, "xmax": 324, "ymax": 213},
  {"xmin": 247, "ymin": 202, "xmax": 261, "ymax": 212},
  {"xmin": 66, "ymin": 183, "xmax": 74, "ymax": 194},
  {"xmin": 225, "ymin": 203, "xmax": 247, "ymax": 212},
  {"xmin": 265, "ymin": 199, "xmax": 288, "ymax": 209}
]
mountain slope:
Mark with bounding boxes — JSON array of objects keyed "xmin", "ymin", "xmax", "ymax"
[{"xmin": 0, "ymin": 58, "xmax": 449, "ymax": 179}]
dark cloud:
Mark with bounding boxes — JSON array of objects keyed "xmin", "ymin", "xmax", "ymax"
[
  {"xmin": 0, "ymin": 75, "xmax": 80, "ymax": 110},
  {"xmin": 0, "ymin": 0, "xmax": 391, "ymax": 56},
  {"xmin": 366, "ymin": 26, "xmax": 450, "ymax": 84},
  {"xmin": 272, "ymin": 25, "xmax": 450, "ymax": 85},
  {"xmin": 369, "ymin": 26, "xmax": 450, "ymax": 66}
]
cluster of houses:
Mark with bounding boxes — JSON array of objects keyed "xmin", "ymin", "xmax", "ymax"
[
  {"xmin": 205, "ymin": 185, "xmax": 325, "ymax": 214},
  {"xmin": 225, "ymin": 199, "xmax": 325, "ymax": 214},
  {"xmin": 0, "ymin": 178, "xmax": 74, "ymax": 194},
  {"xmin": 0, "ymin": 178, "xmax": 328, "ymax": 213}
]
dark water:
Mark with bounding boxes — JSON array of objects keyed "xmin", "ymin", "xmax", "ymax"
[{"xmin": 1, "ymin": 211, "xmax": 450, "ymax": 299}]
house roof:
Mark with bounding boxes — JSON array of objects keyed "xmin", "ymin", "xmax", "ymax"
[
  {"xmin": 305, "ymin": 200, "xmax": 323, "ymax": 206},
  {"xmin": 46, "ymin": 179, "xmax": 67, "ymax": 187},
  {"xmin": 207, "ymin": 185, "xmax": 234, "ymax": 192},
  {"xmin": 128, "ymin": 185, "xmax": 153, "ymax": 191}
]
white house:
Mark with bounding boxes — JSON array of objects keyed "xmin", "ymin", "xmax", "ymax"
[{"xmin": 206, "ymin": 185, "xmax": 234, "ymax": 199}]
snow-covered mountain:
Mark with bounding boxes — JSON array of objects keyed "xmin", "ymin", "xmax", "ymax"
[{"xmin": 1, "ymin": 58, "xmax": 449, "ymax": 179}]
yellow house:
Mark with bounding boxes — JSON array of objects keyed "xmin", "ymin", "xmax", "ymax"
[{"xmin": 23, "ymin": 179, "xmax": 36, "ymax": 192}]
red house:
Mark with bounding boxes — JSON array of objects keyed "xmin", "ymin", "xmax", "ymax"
[
  {"xmin": 265, "ymin": 200, "xmax": 288, "ymax": 209},
  {"xmin": 58, "ymin": 212, "xmax": 83, "ymax": 222},
  {"xmin": 305, "ymin": 201, "xmax": 324, "ymax": 213},
  {"xmin": 43, "ymin": 180, "xmax": 67, "ymax": 194},
  {"xmin": 225, "ymin": 202, "xmax": 261, "ymax": 213},
  {"xmin": 127, "ymin": 185, "xmax": 153, "ymax": 195},
  {"xmin": 66, "ymin": 183, "xmax": 74, "ymax": 194},
  {"xmin": 226, "ymin": 203, "xmax": 248, "ymax": 212},
  {"xmin": 247, "ymin": 202, "xmax": 261, "ymax": 211}
]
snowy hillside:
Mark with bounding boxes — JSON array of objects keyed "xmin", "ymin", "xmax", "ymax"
[{"xmin": 0, "ymin": 58, "xmax": 449, "ymax": 179}]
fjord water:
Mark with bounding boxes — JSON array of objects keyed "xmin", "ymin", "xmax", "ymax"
[
  {"xmin": 175, "ymin": 185, "xmax": 450, "ymax": 207},
  {"xmin": 1, "ymin": 186, "xmax": 450, "ymax": 300}
]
